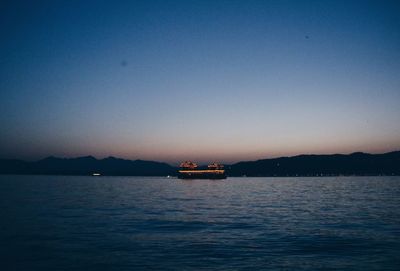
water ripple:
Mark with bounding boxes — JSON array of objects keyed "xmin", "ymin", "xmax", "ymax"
[{"xmin": 0, "ymin": 176, "xmax": 399, "ymax": 270}]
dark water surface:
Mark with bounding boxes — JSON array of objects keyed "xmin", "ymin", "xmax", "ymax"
[{"xmin": 0, "ymin": 176, "xmax": 399, "ymax": 270}]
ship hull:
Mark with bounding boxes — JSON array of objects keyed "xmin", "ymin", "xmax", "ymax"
[{"xmin": 178, "ymin": 170, "xmax": 226, "ymax": 179}]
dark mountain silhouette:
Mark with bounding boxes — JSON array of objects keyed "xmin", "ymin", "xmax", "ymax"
[
  {"xmin": 0, "ymin": 156, "xmax": 175, "ymax": 176},
  {"xmin": 228, "ymin": 151, "xmax": 400, "ymax": 176},
  {"xmin": 0, "ymin": 151, "xmax": 399, "ymax": 176}
]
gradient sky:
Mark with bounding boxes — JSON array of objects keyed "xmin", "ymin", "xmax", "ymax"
[{"xmin": 1, "ymin": 0, "xmax": 399, "ymax": 164}]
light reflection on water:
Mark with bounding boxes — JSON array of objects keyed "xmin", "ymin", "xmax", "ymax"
[{"xmin": 0, "ymin": 176, "xmax": 399, "ymax": 270}]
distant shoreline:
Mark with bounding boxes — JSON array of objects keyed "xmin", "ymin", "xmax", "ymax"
[
  {"xmin": 1, "ymin": 151, "xmax": 399, "ymax": 177},
  {"xmin": 0, "ymin": 174, "xmax": 399, "ymax": 177}
]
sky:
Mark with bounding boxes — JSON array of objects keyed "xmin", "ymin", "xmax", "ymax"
[{"xmin": 1, "ymin": 0, "xmax": 399, "ymax": 164}]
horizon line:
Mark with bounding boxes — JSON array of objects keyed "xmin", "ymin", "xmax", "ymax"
[{"xmin": 2, "ymin": 149, "xmax": 399, "ymax": 166}]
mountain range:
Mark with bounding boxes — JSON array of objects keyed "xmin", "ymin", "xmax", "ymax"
[
  {"xmin": 0, "ymin": 151, "xmax": 399, "ymax": 176},
  {"xmin": 0, "ymin": 156, "xmax": 174, "ymax": 176}
]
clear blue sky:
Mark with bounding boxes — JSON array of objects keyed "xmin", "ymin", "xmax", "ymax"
[{"xmin": 1, "ymin": 0, "xmax": 399, "ymax": 164}]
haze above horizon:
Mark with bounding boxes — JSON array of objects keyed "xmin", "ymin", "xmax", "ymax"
[{"xmin": 1, "ymin": 0, "xmax": 399, "ymax": 164}]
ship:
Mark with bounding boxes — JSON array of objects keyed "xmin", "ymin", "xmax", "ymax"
[{"xmin": 178, "ymin": 161, "xmax": 227, "ymax": 179}]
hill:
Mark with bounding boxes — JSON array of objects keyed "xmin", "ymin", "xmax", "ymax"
[
  {"xmin": 228, "ymin": 151, "xmax": 400, "ymax": 176},
  {"xmin": 0, "ymin": 156, "xmax": 175, "ymax": 176}
]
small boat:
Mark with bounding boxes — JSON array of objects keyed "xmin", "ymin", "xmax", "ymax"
[{"xmin": 178, "ymin": 161, "xmax": 226, "ymax": 179}]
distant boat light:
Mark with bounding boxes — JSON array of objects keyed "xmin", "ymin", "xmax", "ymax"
[{"xmin": 92, "ymin": 173, "xmax": 101, "ymax": 176}]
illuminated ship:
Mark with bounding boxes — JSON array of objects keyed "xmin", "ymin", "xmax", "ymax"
[{"xmin": 178, "ymin": 161, "xmax": 226, "ymax": 179}]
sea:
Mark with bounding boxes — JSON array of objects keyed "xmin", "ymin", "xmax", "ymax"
[{"xmin": 0, "ymin": 175, "xmax": 399, "ymax": 270}]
